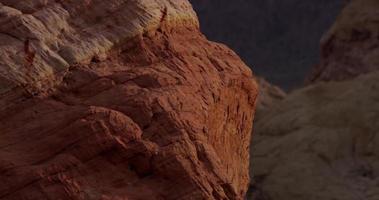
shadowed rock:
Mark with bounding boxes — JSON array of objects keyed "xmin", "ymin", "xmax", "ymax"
[
  {"xmin": 251, "ymin": 72, "xmax": 379, "ymax": 200},
  {"xmin": 307, "ymin": 0, "xmax": 379, "ymax": 82}
]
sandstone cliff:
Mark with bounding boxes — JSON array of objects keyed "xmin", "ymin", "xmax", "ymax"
[
  {"xmin": 308, "ymin": 0, "xmax": 379, "ymax": 82},
  {"xmin": 0, "ymin": 1, "xmax": 257, "ymax": 199}
]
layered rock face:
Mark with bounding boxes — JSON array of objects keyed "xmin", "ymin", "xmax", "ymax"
[
  {"xmin": 0, "ymin": 1, "xmax": 258, "ymax": 199},
  {"xmin": 250, "ymin": 72, "xmax": 379, "ymax": 200},
  {"xmin": 308, "ymin": 0, "xmax": 379, "ymax": 82}
]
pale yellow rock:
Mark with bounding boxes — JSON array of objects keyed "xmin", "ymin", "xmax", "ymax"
[{"xmin": 0, "ymin": 0, "xmax": 198, "ymax": 95}]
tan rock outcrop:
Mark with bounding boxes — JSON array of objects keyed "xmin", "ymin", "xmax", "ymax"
[
  {"xmin": 307, "ymin": 0, "xmax": 379, "ymax": 82},
  {"xmin": 249, "ymin": 1, "xmax": 379, "ymax": 199},
  {"xmin": 0, "ymin": 1, "xmax": 257, "ymax": 199},
  {"xmin": 250, "ymin": 72, "xmax": 379, "ymax": 200}
]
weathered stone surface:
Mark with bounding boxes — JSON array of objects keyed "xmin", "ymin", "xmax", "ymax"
[
  {"xmin": 0, "ymin": 1, "xmax": 257, "ymax": 199},
  {"xmin": 250, "ymin": 72, "xmax": 379, "ymax": 200},
  {"xmin": 307, "ymin": 0, "xmax": 379, "ymax": 82}
]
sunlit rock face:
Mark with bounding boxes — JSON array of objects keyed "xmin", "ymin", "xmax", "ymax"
[
  {"xmin": 307, "ymin": 0, "xmax": 379, "ymax": 83},
  {"xmin": 0, "ymin": 1, "xmax": 258, "ymax": 199}
]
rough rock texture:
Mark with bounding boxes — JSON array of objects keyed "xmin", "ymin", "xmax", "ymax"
[
  {"xmin": 249, "ymin": 72, "xmax": 379, "ymax": 200},
  {"xmin": 190, "ymin": 0, "xmax": 344, "ymax": 90},
  {"xmin": 307, "ymin": 0, "xmax": 379, "ymax": 82},
  {"xmin": 0, "ymin": 1, "xmax": 258, "ymax": 199}
]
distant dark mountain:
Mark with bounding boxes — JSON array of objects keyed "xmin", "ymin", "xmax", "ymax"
[{"xmin": 190, "ymin": 0, "xmax": 345, "ymax": 90}]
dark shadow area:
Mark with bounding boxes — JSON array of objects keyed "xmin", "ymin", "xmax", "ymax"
[{"xmin": 190, "ymin": 0, "xmax": 344, "ymax": 90}]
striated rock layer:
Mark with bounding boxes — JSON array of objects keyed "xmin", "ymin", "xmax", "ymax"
[
  {"xmin": 307, "ymin": 0, "xmax": 379, "ymax": 82},
  {"xmin": 0, "ymin": 1, "xmax": 258, "ymax": 200}
]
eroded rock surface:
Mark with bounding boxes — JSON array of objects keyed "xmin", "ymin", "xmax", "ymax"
[
  {"xmin": 307, "ymin": 0, "xmax": 379, "ymax": 82},
  {"xmin": 0, "ymin": 1, "xmax": 257, "ymax": 199},
  {"xmin": 250, "ymin": 72, "xmax": 379, "ymax": 200}
]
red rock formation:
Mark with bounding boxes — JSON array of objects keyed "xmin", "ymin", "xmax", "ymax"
[
  {"xmin": 0, "ymin": 1, "xmax": 257, "ymax": 199},
  {"xmin": 307, "ymin": 0, "xmax": 379, "ymax": 83}
]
